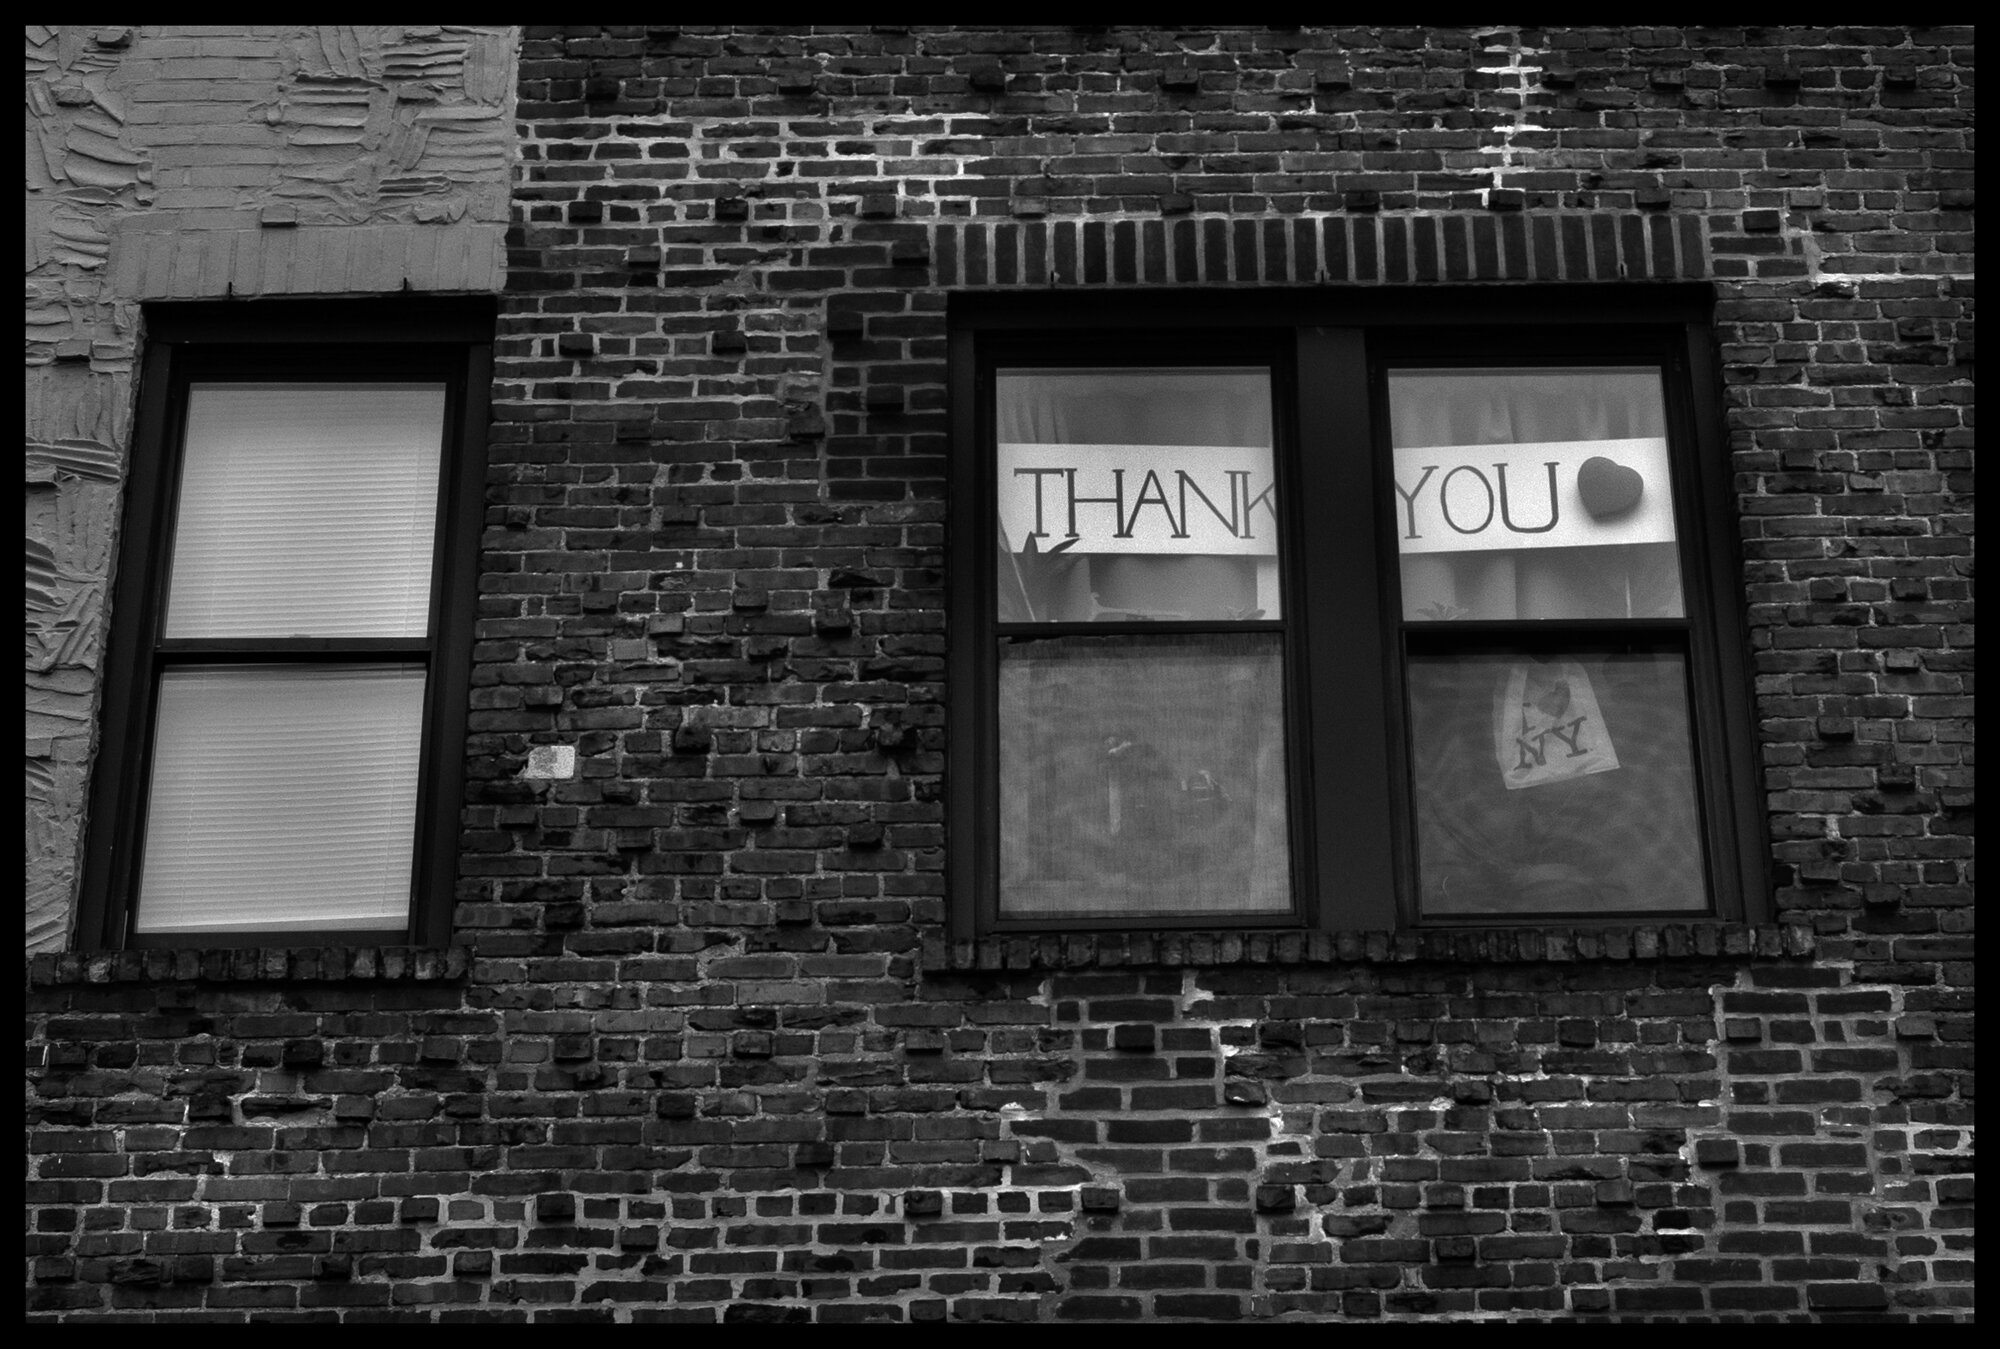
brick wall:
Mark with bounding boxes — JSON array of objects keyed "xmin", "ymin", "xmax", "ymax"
[{"xmin": 26, "ymin": 26, "xmax": 1972, "ymax": 1321}]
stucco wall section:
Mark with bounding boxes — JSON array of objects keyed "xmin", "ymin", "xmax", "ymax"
[
  {"xmin": 23, "ymin": 25, "xmax": 516, "ymax": 952},
  {"xmin": 106, "ymin": 25, "xmax": 515, "ymax": 297}
]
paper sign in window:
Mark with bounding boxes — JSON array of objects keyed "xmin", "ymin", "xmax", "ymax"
[
  {"xmin": 996, "ymin": 367, "xmax": 1282, "ymax": 623},
  {"xmin": 998, "ymin": 442, "xmax": 1280, "ymax": 557},
  {"xmin": 1390, "ymin": 437, "xmax": 1676, "ymax": 556},
  {"xmin": 1386, "ymin": 367, "xmax": 1687, "ymax": 622}
]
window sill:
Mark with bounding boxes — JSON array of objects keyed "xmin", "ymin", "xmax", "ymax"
[
  {"xmin": 28, "ymin": 945, "xmax": 468, "ymax": 987},
  {"xmin": 923, "ymin": 923, "xmax": 1813, "ymax": 973}
]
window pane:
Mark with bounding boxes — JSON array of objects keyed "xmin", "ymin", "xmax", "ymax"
[
  {"xmin": 134, "ymin": 664, "xmax": 425, "ymax": 933},
  {"xmin": 164, "ymin": 384, "xmax": 446, "ymax": 638},
  {"xmin": 1406, "ymin": 649, "xmax": 1708, "ymax": 916},
  {"xmin": 1388, "ymin": 368, "xmax": 1684, "ymax": 622},
  {"xmin": 996, "ymin": 368, "xmax": 1281, "ymax": 622},
  {"xmin": 998, "ymin": 632, "xmax": 1292, "ymax": 919}
]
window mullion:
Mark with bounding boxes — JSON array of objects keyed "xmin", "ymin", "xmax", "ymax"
[{"xmin": 1294, "ymin": 327, "xmax": 1401, "ymax": 930}]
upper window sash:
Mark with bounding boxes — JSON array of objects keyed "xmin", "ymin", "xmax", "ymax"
[
  {"xmin": 994, "ymin": 365, "xmax": 1284, "ymax": 626},
  {"xmin": 162, "ymin": 382, "xmax": 449, "ymax": 642}
]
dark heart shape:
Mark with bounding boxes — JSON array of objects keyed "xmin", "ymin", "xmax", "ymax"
[
  {"xmin": 1533, "ymin": 679, "xmax": 1572, "ymax": 719},
  {"xmin": 1578, "ymin": 455, "xmax": 1644, "ymax": 519}
]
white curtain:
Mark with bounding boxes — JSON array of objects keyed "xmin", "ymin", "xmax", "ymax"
[
  {"xmin": 1390, "ymin": 368, "xmax": 1682, "ymax": 622},
  {"xmin": 998, "ymin": 368, "xmax": 1271, "ymax": 448},
  {"xmin": 1390, "ymin": 368, "xmax": 1663, "ymax": 448}
]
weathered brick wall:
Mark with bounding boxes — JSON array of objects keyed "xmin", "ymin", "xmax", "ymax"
[
  {"xmin": 27, "ymin": 26, "xmax": 1971, "ymax": 1322},
  {"xmin": 25, "ymin": 24, "xmax": 517, "ymax": 953}
]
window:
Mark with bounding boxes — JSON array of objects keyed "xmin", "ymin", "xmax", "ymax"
[
  {"xmin": 948, "ymin": 288, "xmax": 1765, "ymax": 937},
  {"xmin": 77, "ymin": 300, "xmax": 493, "ymax": 949}
]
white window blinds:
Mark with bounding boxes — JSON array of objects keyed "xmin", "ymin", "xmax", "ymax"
[
  {"xmin": 134, "ymin": 379, "xmax": 448, "ymax": 937},
  {"xmin": 164, "ymin": 384, "xmax": 446, "ymax": 639},
  {"xmin": 134, "ymin": 664, "xmax": 425, "ymax": 933}
]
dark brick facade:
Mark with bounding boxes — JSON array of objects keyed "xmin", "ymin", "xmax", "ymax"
[{"xmin": 27, "ymin": 27, "xmax": 1972, "ymax": 1321}]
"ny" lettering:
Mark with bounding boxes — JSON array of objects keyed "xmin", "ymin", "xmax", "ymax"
[{"xmin": 1515, "ymin": 716, "xmax": 1591, "ymax": 771}]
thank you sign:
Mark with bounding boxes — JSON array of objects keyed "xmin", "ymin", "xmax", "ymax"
[
  {"xmin": 998, "ymin": 442, "xmax": 1278, "ymax": 556},
  {"xmin": 1392, "ymin": 437, "xmax": 1675, "ymax": 554}
]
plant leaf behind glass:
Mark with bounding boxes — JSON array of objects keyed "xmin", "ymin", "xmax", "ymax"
[{"xmin": 998, "ymin": 528, "xmax": 1083, "ymax": 622}]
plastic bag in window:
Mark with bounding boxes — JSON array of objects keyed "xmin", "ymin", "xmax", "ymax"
[{"xmin": 1492, "ymin": 660, "xmax": 1620, "ymax": 790}]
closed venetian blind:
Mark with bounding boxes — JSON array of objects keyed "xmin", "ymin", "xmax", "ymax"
[
  {"xmin": 134, "ymin": 664, "xmax": 425, "ymax": 934},
  {"xmin": 164, "ymin": 384, "xmax": 446, "ymax": 639}
]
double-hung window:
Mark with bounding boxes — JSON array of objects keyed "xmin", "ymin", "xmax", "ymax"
[
  {"xmin": 77, "ymin": 301, "xmax": 492, "ymax": 949},
  {"xmin": 948, "ymin": 287, "xmax": 1765, "ymax": 937}
]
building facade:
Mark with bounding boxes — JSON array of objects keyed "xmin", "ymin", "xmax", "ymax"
[{"xmin": 26, "ymin": 26, "xmax": 1973, "ymax": 1321}]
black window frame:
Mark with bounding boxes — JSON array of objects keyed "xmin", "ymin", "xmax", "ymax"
[
  {"xmin": 74, "ymin": 298, "xmax": 495, "ymax": 951},
  {"xmin": 947, "ymin": 285, "xmax": 1767, "ymax": 939}
]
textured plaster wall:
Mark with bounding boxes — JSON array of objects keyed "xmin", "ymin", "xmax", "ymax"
[{"xmin": 23, "ymin": 25, "xmax": 518, "ymax": 952}]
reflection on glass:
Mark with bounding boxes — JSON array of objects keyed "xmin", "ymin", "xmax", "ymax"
[
  {"xmin": 1407, "ymin": 649, "xmax": 1709, "ymax": 915},
  {"xmin": 996, "ymin": 367, "xmax": 1280, "ymax": 622},
  {"xmin": 999, "ymin": 633, "xmax": 1291, "ymax": 918},
  {"xmin": 1388, "ymin": 368, "xmax": 1684, "ymax": 622}
]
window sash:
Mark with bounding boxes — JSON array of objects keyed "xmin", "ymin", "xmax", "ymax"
[
  {"xmin": 163, "ymin": 383, "xmax": 447, "ymax": 640},
  {"xmin": 995, "ymin": 366, "xmax": 1284, "ymax": 624},
  {"xmin": 1400, "ymin": 641, "xmax": 1713, "ymax": 919},
  {"xmin": 134, "ymin": 663, "xmax": 427, "ymax": 934},
  {"xmin": 995, "ymin": 631, "xmax": 1295, "ymax": 921}
]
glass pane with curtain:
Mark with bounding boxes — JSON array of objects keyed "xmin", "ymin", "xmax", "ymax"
[
  {"xmin": 134, "ymin": 664, "xmax": 425, "ymax": 933},
  {"xmin": 1406, "ymin": 648, "xmax": 1709, "ymax": 916},
  {"xmin": 996, "ymin": 368, "xmax": 1281, "ymax": 622},
  {"xmin": 164, "ymin": 384, "xmax": 447, "ymax": 639},
  {"xmin": 1387, "ymin": 368, "xmax": 1684, "ymax": 622},
  {"xmin": 998, "ymin": 632, "xmax": 1292, "ymax": 918}
]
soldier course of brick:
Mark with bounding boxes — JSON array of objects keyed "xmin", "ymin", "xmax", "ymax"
[{"xmin": 26, "ymin": 26, "xmax": 1972, "ymax": 1321}]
